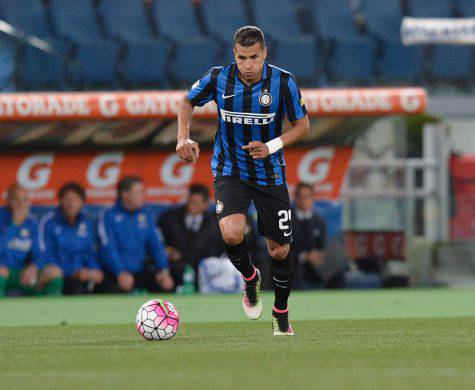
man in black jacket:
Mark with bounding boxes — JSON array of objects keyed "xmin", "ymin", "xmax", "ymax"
[
  {"xmin": 291, "ymin": 182, "xmax": 345, "ymax": 289},
  {"xmin": 158, "ymin": 184, "xmax": 220, "ymax": 286}
]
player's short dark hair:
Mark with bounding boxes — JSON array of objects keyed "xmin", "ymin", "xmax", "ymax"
[
  {"xmin": 295, "ymin": 182, "xmax": 314, "ymax": 196},
  {"xmin": 58, "ymin": 182, "xmax": 86, "ymax": 201},
  {"xmin": 189, "ymin": 184, "xmax": 210, "ymax": 201},
  {"xmin": 117, "ymin": 176, "xmax": 143, "ymax": 199},
  {"xmin": 234, "ymin": 26, "xmax": 265, "ymax": 49}
]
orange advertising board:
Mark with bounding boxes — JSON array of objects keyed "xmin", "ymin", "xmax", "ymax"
[
  {"xmin": 0, "ymin": 147, "xmax": 352, "ymax": 205},
  {"xmin": 0, "ymin": 88, "xmax": 427, "ymax": 121}
]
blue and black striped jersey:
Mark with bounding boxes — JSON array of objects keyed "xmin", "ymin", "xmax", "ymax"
[{"xmin": 187, "ymin": 61, "xmax": 307, "ymax": 186}]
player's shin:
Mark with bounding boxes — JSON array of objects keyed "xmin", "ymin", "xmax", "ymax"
[
  {"xmin": 225, "ymin": 239, "xmax": 255, "ymax": 280},
  {"xmin": 270, "ymin": 251, "xmax": 293, "ymax": 312}
]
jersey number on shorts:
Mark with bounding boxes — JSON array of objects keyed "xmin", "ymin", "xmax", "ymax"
[{"xmin": 278, "ymin": 209, "xmax": 292, "ymax": 231}]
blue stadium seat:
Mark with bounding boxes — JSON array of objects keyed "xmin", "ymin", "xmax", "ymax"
[
  {"xmin": 329, "ymin": 40, "xmax": 376, "ymax": 81},
  {"xmin": 407, "ymin": 0, "xmax": 453, "ymax": 17},
  {"xmin": 314, "ymin": 201, "xmax": 343, "ymax": 239},
  {"xmin": 171, "ymin": 38, "xmax": 219, "ymax": 84},
  {"xmin": 361, "ymin": 0, "xmax": 404, "ymax": 41},
  {"xmin": 123, "ymin": 40, "xmax": 171, "ymax": 85},
  {"xmin": 70, "ymin": 41, "xmax": 119, "ymax": 86},
  {"xmin": 99, "ymin": 0, "xmax": 153, "ymax": 42},
  {"xmin": 454, "ymin": 0, "xmax": 475, "ymax": 16},
  {"xmin": 201, "ymin": 0, "xmax": 248, "ymax": 40},
  {"xmin": 273, "ymin": 37, "xmax": 317, "ymax": 81},
  {"xmin": 153, "ymin": 0, "xmax": 202, "ymax": 42},
  {"xmin": 0, "ymin": 0, "xmax": 50, "ymax": 39},
  {"xmin": 379, "ymin": 41, "xmax": 424, "ymax": 81},
  {"xmin": 310, "ymin": 0, "xmax": 361, "ymax": 41},
  {"xmin": 18, "ymin": 45, "xmax": 66, "ymax": 90},
  {"xmin": 50, "ymin": 0, "xmax": 102, "ymax": 42},
  {"xmin": 253, "ymin": 0, "xmax": 303, "ymax": 39},
  {"xmin": 430, "ymin": 45, "xmax": 473, "ymax": 80}
]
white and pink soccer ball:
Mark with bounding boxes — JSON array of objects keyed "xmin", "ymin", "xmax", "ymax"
[{"xmin": 136, "ymin": 299, "xmax": 180, "ymax": 341}]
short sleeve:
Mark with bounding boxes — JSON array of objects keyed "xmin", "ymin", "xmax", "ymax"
[
  {"xmin": 284, "ymin": 74, "xmax": 307, "ymax": 122},
  {"xmin": 187, "ymin": 68, "xmax": 218, "ymax": 107}
]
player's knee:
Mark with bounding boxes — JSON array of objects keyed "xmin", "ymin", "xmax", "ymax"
[
  {"xmin": 41, "ymin": 265, "xmax": 63, "ymax": 281},
  {"xmin": 219, "ymin": 221, "xmax": 245, "ymax": 245},
  {"xmin": 0, "ymin": 266, "xmax": 9, "ymax": 279},
  {"xmin": 268, "ymin": 244, "xmax": 290, "ymax": 260}
]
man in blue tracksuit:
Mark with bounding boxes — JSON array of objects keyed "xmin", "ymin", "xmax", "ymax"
[
  {"xmin": 0, "ymin": 184, "xmax": 42, "ymax": 296},
  {"xmin": 38, "ymin": 182, "xmax": 103, "ymax": 295},
  {"xmin": 98, "ymin": 176, "xmax": 174, "ymax": 292}
]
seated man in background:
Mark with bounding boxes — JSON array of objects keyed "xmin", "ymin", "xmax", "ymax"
[
  {"xmin": 291, "ymin": 182, "xmax": 345, "ymax": 289},
  {"xmin": 38, "ymin": 182, "xmax": 103, "ymax": 295},
  {"xmin": 158, "ymin": 184, "xmax": 220, "ymax": 286},
  {"xmin": 99, "ymin": 176, "xmax": 174, "ymax": 293},
  {"xmin": 0, "ymin": 184, "xmax": 41, "ymax": 296}
]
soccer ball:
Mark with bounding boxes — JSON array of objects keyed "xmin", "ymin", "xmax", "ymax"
[{"xmin": 136, "ymin": 299, "xmax": 180, "ymax": 341}]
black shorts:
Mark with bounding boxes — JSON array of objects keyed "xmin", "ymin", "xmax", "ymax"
[{"xmin": 213, "ymin": 176, "xmax": 292, "ymax": 245}]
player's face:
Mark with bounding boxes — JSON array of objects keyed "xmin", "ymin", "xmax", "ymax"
[
  {"xmin": 61, "ymin": 191, "xmax": 84, "ymax": 221},
  {"xmin": 186, "ymin": 193, "xmax": 208, "ymax": 216},
  {"xmin": 234, "ymin": 42, "xmax": 267, "ymax": 83},
  {"xmin": 296, "ymin": 187, "xmax": 314, "ymax": 212},
  {"xmin": 122, "ymin": 182, "xmax": 145, "ymax": 210},
  {"xmin": 7, "ymin": 187, "xmax": 30, "ymax": 212}
]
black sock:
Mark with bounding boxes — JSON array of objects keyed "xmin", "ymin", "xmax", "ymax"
[
  {"xmin": 270, "ymin": 251, "xmax": 293, "ymax": 311},
  {"xmin": 225, "ymin": 239, "xmax": 255, "ymax": 280}
]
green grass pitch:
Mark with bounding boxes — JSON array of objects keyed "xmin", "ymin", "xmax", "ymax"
[{"xmin": 1, "ymin": 289, "xmax": 474, "ymax": 389}]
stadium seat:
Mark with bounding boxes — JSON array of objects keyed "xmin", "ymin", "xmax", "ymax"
[
  {"xmin": 70, "ymin": 41, "xmax": 119, "ymax": 86},
  {"xmin": 252, "ymin": 0, "xmax": 303, "ymax": 40},
  {"xmin": 201, "ymin": 0, "xmax": 248, "ymax": 40},
  {"xmin": 310, "ymin": 0, "xmax": 362, "ymax": 41},
  {"xmin": 0, "ymin": 0, "xmax": 50, "ymax": 39},
  {"xmin": 17, "ymin": 45, "xmax": 66, "ymax": 90},
  {"xmin": 273, "ymin": 37, "xmax": 317, "ymax": 82},
  {"xmin": 453, "ymin": 0, "xmax": 475, "ymax": 17},
  {"xmin": 407, "ymin": 0, "xmax": 453, "ymax": 17},
  {"xmin": 379, "ymin": 41, "xmax": 424, "ymax": 81},
  {"xmin": 329, "ymin": 40, "xmax": 376, "ymax": 82},
  {"xmin": 50, "ymin": 0, "xmax": 103, "ymax": 42},
  {"xmin": 123, "ymin": 40, "xmax": 171, "ymax": 86},
  {"xmin": 171, "ymin": 38, "xmax": 219, "ymax": 84},
  {"xmin": 430, "ymin": 45, "xmax": 473, "ymax": 81},
  {"xmin": 153, "ymin": 0, "xmax": 202, "ymax": 42},
  {"xmin": 99, "ymin": 0, "xmax": 153, "ymax": 42},
  {"xmin": 361, "ymin": 0, "xmax": 404, "ymax": 41}
]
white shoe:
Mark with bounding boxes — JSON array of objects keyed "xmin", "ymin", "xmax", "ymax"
[
  {"xmin": 242, "ymin": 269, "xmax": 262, "ymax": 320},
  {"xmin": 272, "ymin": 311, "xmax": 295, "ymax": 336}
]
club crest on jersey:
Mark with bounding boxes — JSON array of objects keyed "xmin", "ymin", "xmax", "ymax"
[
  {"xmin": 216, "ymin": 200, "xmax": 224, "ymax": 214},
  {"xmin": 259, "ymin": 91, "xmax": 272, "ymax": 107}
]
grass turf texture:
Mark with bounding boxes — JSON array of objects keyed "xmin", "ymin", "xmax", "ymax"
[{"xmin": 1, "ymin": 289, "xmax": 474, "ymax": 389}]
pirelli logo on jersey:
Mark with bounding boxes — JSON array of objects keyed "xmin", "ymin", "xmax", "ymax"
[{"xmin": 220, "ymin": 109, "xmax": 276, "ymax": 125}]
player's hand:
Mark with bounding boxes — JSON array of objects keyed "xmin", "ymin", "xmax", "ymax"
[
  {"xmin": 176, "ymin": 138, "xmax": 200, "ymax": 163},
  {"xmin": 20, "ymin": 264, "xmax": 37, "ymax": 287},
  {"xmin": 242, "ymin": 141, "xmax": 269, "ymax": 159},
  {"xmin": 90, "ymin": 269, "xmax": 104, "ymax": 284},
  {"xmin": 12, "ymin": 204, "xmax": 29, "ymax": 226},
  {"xmin": 156, "ymin": 269, "xmax": 174, "ymax": 291},
  {"xmin": 74, "ymin": 268, "xmax": 92, "ymax": 282},
  {"xmin": 165, "ymin": 246, "xmax": 182, "ymax": 262},
  {"xmin": 117, "ymin": 271, "xmax": 134, "ymax": 292},
  {"xmin": 307, "ymin": 250, "xmax": 325, "ymax": 267}
]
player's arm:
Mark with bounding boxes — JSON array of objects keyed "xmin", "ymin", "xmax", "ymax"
[
  {"xmin": 177, "ymin": 95, "xmax": 200, "ymax": 163},
  {"xmin": 176, "ymin": 69, "xmax": 217, "ymax": 163},
  {"xmin": 243, "ymin": 74, "xmax": 310, "ymax": 159}
]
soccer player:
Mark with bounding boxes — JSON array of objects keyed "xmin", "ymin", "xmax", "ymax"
[
  {"xmin": 176, "ymin": 26, "xmax": 310, "ymax": 335},
  {"xmin": 98, "ymin": 176, "xmax": 174, "ymax": 293},
  {"xmin": 0, "ymin": 184, "xmax": 41, "ymax": 296},
  {"xmin": 38, "ymin": 182, "xmax": 103, "ymax": 295}
]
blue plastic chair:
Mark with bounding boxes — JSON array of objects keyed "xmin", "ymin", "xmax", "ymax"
[
  {"xmin": 330, "ymin": 40, "xmax": 375, "ymax": 81},
  {"xmin": 99, "ymin": 0, "xmax": 153, "ymax": 42},
  {"xmin": 1, "ymin": 0, "xmax": 50, "ymax": 39},
  {"xmin": 253, "ymin": 0, "xmax": 303, "ymax": 39},
  {"xmin": 153, "ymin": 0, "xmax": 202, "ymax": 42},
  {"xmin": 171, "ymin": 38, "xmax": 219, "ymax": 83},
  {"xmin": 454, "ymin": 0, "xmax": 475, "ymax": 16},
  {"xmin": 201, "ymin": 0, "xmax": 248, "ymax": 39},
  {"xmin": 273, "ymin": 36, "xmax": 316, "ymax": 81},
  {"xmin": 361, "ymin": 0, "xmax": 404, "ymax": 41},
  {"xmin": 407, "ymin": 0, "xmax": 453, "ymax": 17},
  {"xmin": 379, "ymin": 41, "xmax": 424, "ymax": 81},
  {"xmin": 123, "ymin": 40, "xmax": 171, "ymax": 85}
]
